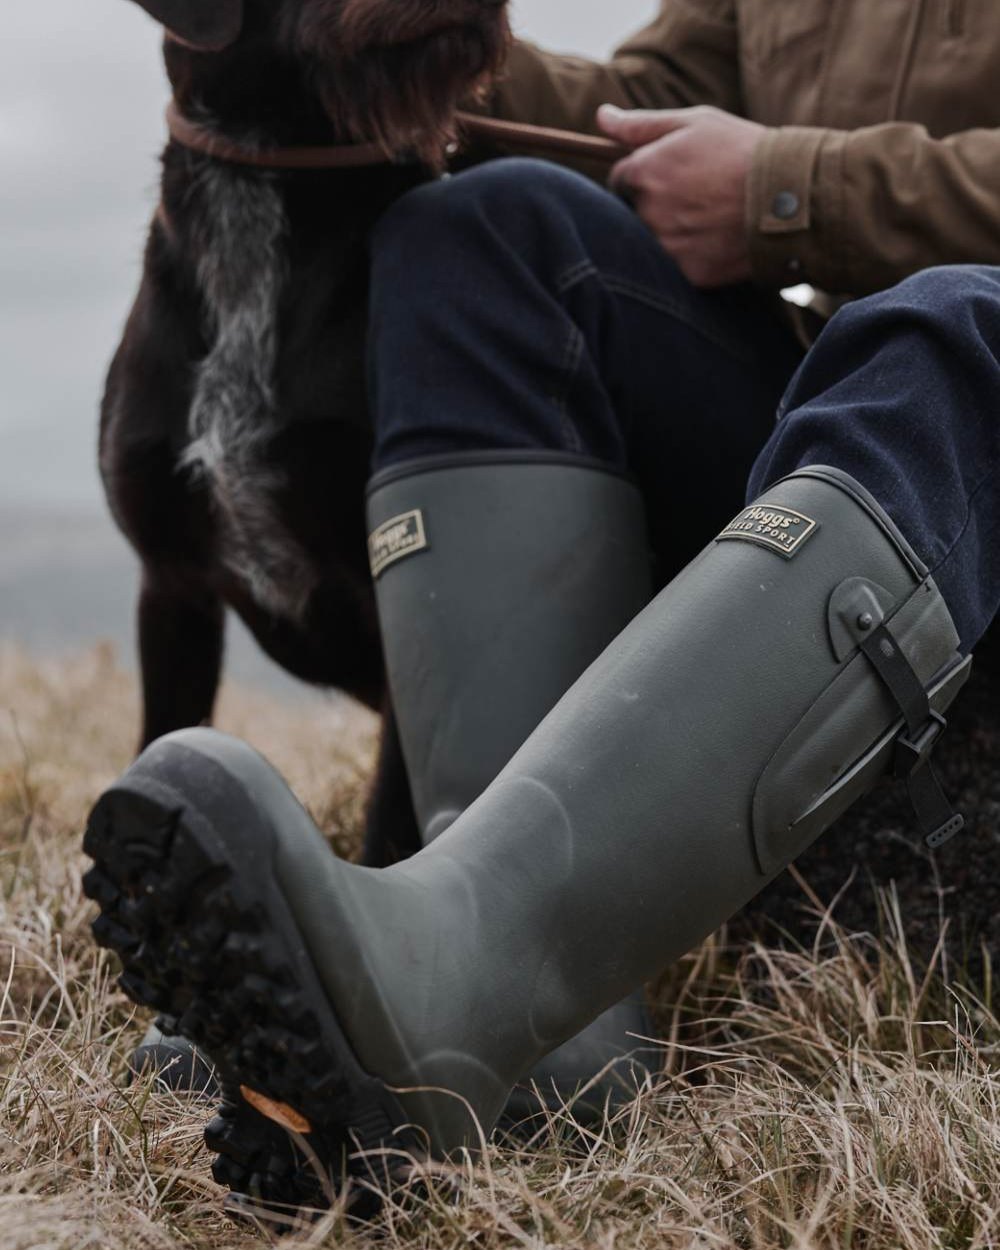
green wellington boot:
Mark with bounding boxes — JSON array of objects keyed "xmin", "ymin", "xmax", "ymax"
[
  {"xmin": 125, "ymin": 456, "xmax": 657, "ymax": 1114},
  {"xmin": 367, "ymin": 454, "xmax": 658, "ymax": 1128},
  {"xmin": 84, "ymin": 467, "xmax": 970, "ymax": 1216}
]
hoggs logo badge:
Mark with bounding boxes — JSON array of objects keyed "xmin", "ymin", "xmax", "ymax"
[
  {"xmin": 716, "ymin": 504, "xmax": 818, "ymax": 558},
  {"xmin": 368, "ymin": 509, "xmax": 428, "ymax": 578}
]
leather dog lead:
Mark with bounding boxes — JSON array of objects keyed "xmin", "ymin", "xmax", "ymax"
[
  {"xmin": 455, "ymin": 113, "xmax": 626, "ymax": 164},
  {"xmin": 165, "ymin": 101, "xmax": 626, "ymax": 169}
]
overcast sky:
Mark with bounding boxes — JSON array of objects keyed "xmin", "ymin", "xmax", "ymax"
[{"xmin": 0, "ymin": 0, "xmax": 656, "ymax": 511}]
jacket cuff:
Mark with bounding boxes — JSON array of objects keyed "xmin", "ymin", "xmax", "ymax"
[{"xmin": 746, "ymin": 126, "xmax": 844, "ymax": 290}]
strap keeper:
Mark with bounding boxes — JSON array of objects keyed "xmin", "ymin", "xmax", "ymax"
[
  {"xmin": 859, "ymin": 621, "xmax": 965, "ymax": 851},
  {"xmin": 893, "ymin": 710, "xmax": 947, "ymax": 779}
]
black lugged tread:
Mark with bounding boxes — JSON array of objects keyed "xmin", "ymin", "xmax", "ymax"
[
  {"xmin": 83, "ymin": 783, "xmax": 418, "ymax": 1218},
  {"xmin": 207, "ymin": 1087, "xmax": 332, "ymax": 1213}
]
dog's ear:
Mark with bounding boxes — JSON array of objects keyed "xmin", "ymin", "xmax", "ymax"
[{"xmin": 130, "ymin": 0, "xmax": 244, "ymax": 50}]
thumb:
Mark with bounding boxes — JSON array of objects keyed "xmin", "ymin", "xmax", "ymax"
[{"xmin": 597, "ymin": 103, "xmax": 691, "ymax": 148}]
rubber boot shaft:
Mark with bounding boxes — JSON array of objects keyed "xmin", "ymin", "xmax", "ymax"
[
  {"xmin": 368, "ymin": 455, "xmax": 657, "ymax": 1121},
  {"xmin": 366, "ymin": 454, "xmax": 652, "ymax": 843}
]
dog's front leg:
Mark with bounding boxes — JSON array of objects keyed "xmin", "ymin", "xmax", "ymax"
[{"xmin": 137, "ymin": 567, "xmax": 224, "ymax": 750}]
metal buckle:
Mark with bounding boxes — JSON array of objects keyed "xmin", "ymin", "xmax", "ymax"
[{"xmin": 893, "ymin": 710, "xmax": 947, "ymax": 780}]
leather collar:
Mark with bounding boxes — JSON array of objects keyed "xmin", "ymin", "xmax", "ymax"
[{"xmin": 165, "ymin": 100, "xmax": 624, "ymax": 170}]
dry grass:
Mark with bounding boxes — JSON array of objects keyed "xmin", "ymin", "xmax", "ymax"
[{"xmin": 3, "ymin": 644, "xmax": 1000, "ymax": 1249}]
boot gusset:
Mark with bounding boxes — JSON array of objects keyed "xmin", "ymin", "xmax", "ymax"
[
  {"xmin": 753, "ymin": 569, "xmax": 969, "ymax": 871},
  {"xmin": 746, "ymin": 466, "xmax": 969, "ymax": 863}
]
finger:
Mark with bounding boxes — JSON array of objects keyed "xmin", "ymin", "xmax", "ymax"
[
  {"xmin": 607, "ymin": 154, "xmax": 642, "ymax": 206},
  {"xmin": 608, "ymin": 146, "xmax": 651, "ymax": 193},
  {"xmin": 613, "ymin": 178, "xmax": 637, "ymax": 209},
  {"xmin": 596, "ymin": 103, "xmax": 693, "ymax": 148}
]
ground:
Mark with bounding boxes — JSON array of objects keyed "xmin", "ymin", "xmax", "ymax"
[{"xmin": 3, "ymin": 642, "xmax": 1000, "ymax": 1250}]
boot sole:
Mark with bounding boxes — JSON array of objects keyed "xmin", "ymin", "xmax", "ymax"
[{"xmin": 82, "ymin": 778, "xmax": 417, "ymax": 1219}]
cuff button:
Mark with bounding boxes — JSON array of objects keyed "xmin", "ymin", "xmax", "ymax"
[{"xmin": 772, "ymin": 190, "xmax": 801, "ymax": 220}]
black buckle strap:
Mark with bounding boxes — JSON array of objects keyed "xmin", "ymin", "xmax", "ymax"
[{"xmin": 859, "ymin": 624, "xmax": 964, "ymax": 849}]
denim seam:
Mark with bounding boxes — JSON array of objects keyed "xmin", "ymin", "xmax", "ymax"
[
  {"xmin": 602, "ymin": 276, "xmax": 757, "ymax": 366},
  {"xmin": 554, "ymin": 324, "xmax": 586, "ymax": 453},
  {"xmin": 556, "ymin": 263, "xmax": 757, "ymax": 368},
  {"xmin": 555, "ymin": 259, "xmax": 600, "ymax": 295}
]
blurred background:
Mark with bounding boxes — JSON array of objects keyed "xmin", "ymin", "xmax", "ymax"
[{"xmin": 0, "ymin": 0, "xmax": 656, "ymax": 695}]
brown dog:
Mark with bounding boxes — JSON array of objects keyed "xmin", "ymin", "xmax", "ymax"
[{"xmin": 100, "ymin": 0, "xmax": 510, "ymax": 867}]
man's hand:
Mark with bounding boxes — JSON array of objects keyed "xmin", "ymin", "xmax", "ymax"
[{"xmin": 598, "ymin": 104, "xmax": 767, "ymax": 289}]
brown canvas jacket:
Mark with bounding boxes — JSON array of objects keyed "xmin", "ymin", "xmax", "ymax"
[{"xmin": 487, "ymin": 0, "xmax": 1000, "ymax": 297}]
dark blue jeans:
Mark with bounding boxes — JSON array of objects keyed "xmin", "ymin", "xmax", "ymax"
[{"xmin": 369, "ymin": 158, "xmax": 1000, "ymax": 653}]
